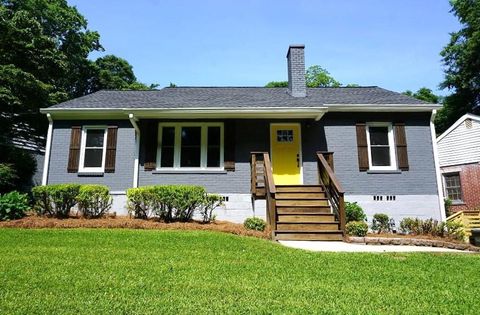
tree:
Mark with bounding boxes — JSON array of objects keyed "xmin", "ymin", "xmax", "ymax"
[
  {"xmin": 92, "ymin": 55, "xmax": 151, "ymax": 90},
  {"xmin": 437, "ymin": 0, "xmax": 480, "ymax": 132},
  {"xmin": 265, "ymin": 81, "xmax": 288, "ymax": 88},
  {"xmin": 265, "ymin": 65, "xmax": 342, "ymax": 88},
  {"xmin": 305, "ymin": 65, "xmax": 341, "ymax": 88},
  {"xmin": 403, "ymin": 87, "xmax": 440, "ymax": 104},
  {"xmin": 0, "ymin": 0, "xmax": 102, "ymax": 144}
]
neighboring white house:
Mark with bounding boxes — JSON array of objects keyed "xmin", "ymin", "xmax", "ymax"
[{"xmin": 437, "ymin": 113, "xmax": 480, "ymax": 211}]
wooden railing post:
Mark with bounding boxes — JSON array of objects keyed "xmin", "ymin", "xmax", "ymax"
[{"xmin": 250, "ymin": 154, "xmax": 257, "ymax": 195}]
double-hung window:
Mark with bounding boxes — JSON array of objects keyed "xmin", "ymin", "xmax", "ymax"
[
  {"xmin": 444, "ymin": 173, "xmax": 463, "ymax": 203},
  {"xmin": 366, "ymin": 123, "xmax": 397, "ymax": 170},
  {"xmin": 157, "ymin": 123, "xmax": 224, "ymax": 170},
  {"xmin": 79, "ymin": 126, "xmax": 108, "ymax": 173}
]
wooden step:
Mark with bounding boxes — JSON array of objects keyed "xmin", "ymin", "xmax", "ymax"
[
  {"xmin": 276, "ymin": 199, "xmax": 329, "ymax": 207},
  {"xmin": 277, "ymin": 207, "xmax": 331, "ymax": 215},
  {"xmin": 275, "ymin": 192, "xmax": 326, "ymax": 200},
  {"xmin": 276, "ymin": 222, "xmax": 339, "ymax": 231},
  {"xmin": 275, "ymin": 230, "xmax": 343, "ymax": 241},
  {"xmin": 275, "ymin": 185, "xmax": 324, "ymax": 193},
  {"xmin": 277, "ymin": 214, "xmax": 336, "ymax": 223}
]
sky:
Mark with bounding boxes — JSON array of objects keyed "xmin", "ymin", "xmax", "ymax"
[{"xmin": 68, "ymin": 0, "xmax": 460, "ymax": 95}]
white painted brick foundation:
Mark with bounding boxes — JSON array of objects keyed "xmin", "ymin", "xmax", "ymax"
[
  {"xmin": 346, "ymin": 194, "xmax": 443, "ymax": 226},
  {"xmin": 110, "ymin": 192, "xmax": 266, "ymax": 223}
]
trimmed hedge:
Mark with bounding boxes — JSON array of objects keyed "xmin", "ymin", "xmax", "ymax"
[
  {"xmin": 77, "ymin": 185, "xmax": 112, "ymax": 218},
  {"xmin": 371, "ymin": 213, "xmax": 390, "ymax": 233},
  {"xmin": 0, "ymin": 191, "xmax": 29, "ymax": 221},
  {"xmin": 32, "ymin": 184, "xmax": 81, "ymax": 218},
  {"xmin": 126, "ymin": 185, "xmax": 223, "ymax": 222}
]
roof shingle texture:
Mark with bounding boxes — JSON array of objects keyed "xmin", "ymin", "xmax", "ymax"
[{"xmin": 48, "ymin": 87, "xmax": 431, "ymax": 109}]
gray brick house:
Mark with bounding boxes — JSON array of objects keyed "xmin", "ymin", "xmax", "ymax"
[{"xmin": 40, "ymin": 45, "xmax": 444, "ymax": 239}]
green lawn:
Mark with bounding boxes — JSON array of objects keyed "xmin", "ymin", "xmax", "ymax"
[{"xmin": 0, "ymin": 229, "xmax": 479, "ymax": 314}]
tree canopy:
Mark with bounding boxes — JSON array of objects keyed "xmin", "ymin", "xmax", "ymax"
[
  {"xmin": 0, "ymin": 0, "xmax": 153, "ymax": 146},
  {"xmin": 403, "ymin": 87, "xmax": 441, "ymax": 104},
  {"xmin": 436, "ymin": 0, "xmax": 480, "ymax": 132},
  {"xmin": 266, "ymin": 65, "xmax": 343, "ymax": 88}
]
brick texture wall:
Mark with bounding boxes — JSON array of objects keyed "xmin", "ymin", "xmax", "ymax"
[{"xmin": 442, "ymin": 163, "xmax": 480, "ymax": 211}]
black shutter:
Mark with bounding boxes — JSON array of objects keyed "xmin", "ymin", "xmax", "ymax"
[
  {"xmin": 356, "ymin": 123, "xmax": 369, "ymax": 171},
  {"xmin": 67, "ymin": 126, "xmax": 81, "ymax": 173},
  {"xmin": 105, "ymin": 126, "xmax": 118, "ymax": 173},
  {"xmin": 394, "ymin": 123, "xmax": 409, "ymax": 171},
  {"xmin": 144, "ymin": 121, "xmax": 158, "ymax": 171}
]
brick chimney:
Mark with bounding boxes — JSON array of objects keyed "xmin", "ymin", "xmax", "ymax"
[{"xmin": 287, "ymin": 44, "xmax": 306, "ymax": 97}]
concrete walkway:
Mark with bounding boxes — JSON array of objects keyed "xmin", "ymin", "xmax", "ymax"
[{"xmin": 279, "ymin": 241, "xmax": 471, "ymax": 253}]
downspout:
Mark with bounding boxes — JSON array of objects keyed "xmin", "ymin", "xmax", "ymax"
[
  {"xmin": 129, "ymin": 114, "xmax": 140, "ymax": 188},
  {"xmin": 41, "ymin": 113, "xmax": 53, "ymax": 185},
  {"xmin": 430, "ymin": 110, "xmax": 446, "ymax": 221}
]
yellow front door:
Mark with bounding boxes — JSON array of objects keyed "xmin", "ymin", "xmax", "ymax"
[{"xmin": 270, "ymin": 124, "xmax": 302, "ymax": 185}]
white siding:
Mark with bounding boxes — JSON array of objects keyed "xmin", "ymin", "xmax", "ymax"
[{"xmin": 438, "ymin": 118, "xmax": 480, "ymax": 167}]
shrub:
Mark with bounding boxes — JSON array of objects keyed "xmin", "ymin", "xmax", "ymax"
[
  {"xmin": 126, "ymin": 186, "xmax": 157, "ymax": 219},
  {"xmin": 0, "ymin": 191, "xmax": 29, "ymax": 221},
  {"xmin": 371, "ymin": 213, "xmax": 390, "ymax": 233},
  {"xmin": 32, "ymin": 184, "xmax": 81, "ymax": 217},
  {"xmin": 444, "ymin": 198, "xmax": 453, "ymax": 217},
  {"xmin": 446, "ymin": 220, "xmax": 465, "ymax": 241},
  {"xmin": 127, "ymin": 185, "xmax": 219, "ymax": 222},
  {"xmin": 345, "ymin": 221, "xmax": 368, "ymax": 237},
  {"xmin": 244, "ymin": 217, "xmax": 266, "ymax": 231},
  {"xmin": 76, "ymin": 185, "xmax": 112, "ymax": 218},
  {"xmin": 399, "ymin": 217, "xmax": 419, "ymax": 234},
  {"xmin": 0, "ymin": 164, "xmax": 18, "ymax": 193},
  {"xmin": 345, "ymin": 201, "xmax": 366, "ymax": 223},
  {"xmin": 199, "ymin": 194, "xmax": 223, "ymax": 223}
]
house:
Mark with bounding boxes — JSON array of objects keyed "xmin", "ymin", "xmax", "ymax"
[
  {"xmin": 437, "ymin": 113, "xmax": 480, "ymax": 212},
  {"xmin": 40, "ymin": 45, "xmax": 444, "ymax": 240}
]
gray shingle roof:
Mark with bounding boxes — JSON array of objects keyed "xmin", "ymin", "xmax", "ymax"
[{"xmin": 47, "ymin": 86, "xmax": 431, "ymax": 109}]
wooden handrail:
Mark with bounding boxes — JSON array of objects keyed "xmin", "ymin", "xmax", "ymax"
[
  {"xmin": 263, "ymin": 153, "xmax": 276, "ymax": 194},
  {"xmin": 446, "ymin": 211, "xmax": 463, "ymax": 221},
  {"xmin": 316, "ymin": 151, "xmax": 345, "ymax": 235}
]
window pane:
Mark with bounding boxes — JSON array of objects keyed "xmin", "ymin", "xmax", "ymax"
[
  {"xmin": 161, "ymin": 147, "xmax": 174, "ymax": 167},
  {"xmin": 162, "ymin": 127, "xmax": 175, "ymax": 146},
  {"xmin": 369, "ymin": 127, "xmax": 389, "ymax": 145},
  {"xmin": 207, "ymin": 147, "xmax": 220, "ymax": 167},
  {"xmin": 208, "ymin": 127, "xmax": 220, "ymax": 146},
  {"xmin": 84, "ymin": 149, "xmax": 103, "ymax": 167},
  {"xmin": 207, "ymin": 127, "xmax": 221, "ymax": 167},
  {"xmin": 445, "ymin": 174, "xmax": 462, "ymax": 201},
  {"xmin": 371, "ymin": 147, "xmax": 391, "ymax": 166},
  {"xmin": 181, "ymin": 127, "xmax": 201, "ymax": 145},
  {"xmin": 86, "ymin": 130, "xmax": 105, "ymax": 147},
  {"xmin": 181, "ymin": 148, "xmax": 201, "ymax": 167},
  {"xmin": 181, "ymin": 127, "xmax": 201, "ymax": 167}
]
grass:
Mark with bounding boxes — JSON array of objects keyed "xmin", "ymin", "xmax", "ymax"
[{"xmin": 0, "ymin": 229, "xmax": 479, "ymax": 314}]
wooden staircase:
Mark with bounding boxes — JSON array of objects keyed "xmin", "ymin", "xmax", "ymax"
[
  {"xmin": 447, "ymin": 210, "xmax": 480, "ymax": 240},
  {"xmin": 251, "ymin": 152, "xmax": 345, "ymax": 241}
]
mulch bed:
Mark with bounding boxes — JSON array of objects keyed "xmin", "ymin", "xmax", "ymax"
[{"xmin": 0, "ymin": 215, "xmax": 270, "ymax": 239}]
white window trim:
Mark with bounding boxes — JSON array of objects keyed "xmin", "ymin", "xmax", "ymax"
[
  {"xmin": 366, "ymin": 122, "xmax": 397, "ymax": 171},
  {"xmin": 78, "ymin": 126, "xmax": 108, "ymax": 173},
  {"xmin": 156, "ymin": 122, "xmax": 224, "ymax": 171},
  {"xmin": 442, "ymin": 172, "xmax": 463, "ymax": 203}
]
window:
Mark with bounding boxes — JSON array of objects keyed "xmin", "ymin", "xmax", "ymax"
[
  {"xmin": 157, "ymin": 123, "xmax": 224, "ymax": 169},
  {"xmin": 444, "ymin": 173, "xmax": 463, "ymax": 202},
  {"xmin": 366, "ymin": 123, "xmax": 397, "ymax": 170},
  {"xmin": 79, "ymin": 127, "xmax": 107, "ymax": 172},
  {"xmin": 276, "ymin": 129, "xmax": 294, "ymax": 142}
]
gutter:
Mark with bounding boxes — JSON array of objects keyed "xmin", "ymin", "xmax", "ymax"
[
  {"xmin": 128, "ymin": 114, "xmax": 140, "ymax": 188},
  {"xmin": 41, "ymin": 113, "xmax": 53, "ymax": 185}
]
